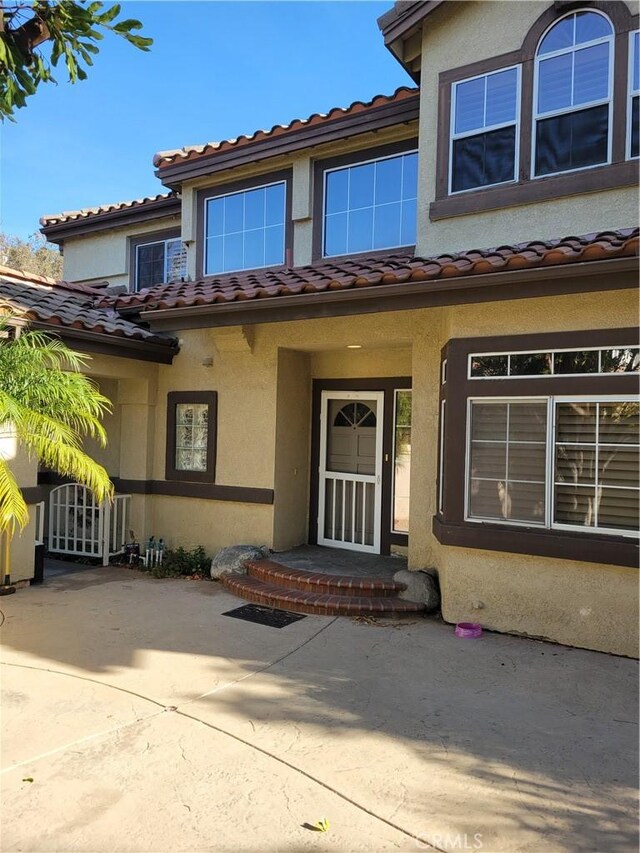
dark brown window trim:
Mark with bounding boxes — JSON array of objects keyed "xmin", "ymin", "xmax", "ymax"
[
  {"xmin": 156, "ymin": 98, "xmax": 420, "ymax": 187},
  {"xmin": 195, "ymin": 170, "xmax": 293, "ymax": 280},
  {"xmin": 435, "ymin": 326, "xmax": 640, "ymax": 569},
  {"xmin": 309, "ymin": 377, "xmax": 412, "ymax": 555},
  {"xmin": 431, "ymin": 160, "xmax": 639, "ymax": 220},
  {"xmin": 311, "ymin": 137, "xmax": 419, "ymax": 261},
  {"xmin": 165, "ymin": 391, "xmax": 217, "ymax": 483},
  {"xmin": 433, "ymin": 2, "xmax": 639, "ymax": 216},
  {"xmin": 433, "ymin": 516, "xmax": 638, "ymax": 568},
  {"xmin": 129, "ymin": 228, "xmax": 181, "ymax": 292}
]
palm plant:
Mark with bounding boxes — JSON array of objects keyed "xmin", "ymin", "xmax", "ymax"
[{"xmin": 0, "ymin": 319, "xmax": 113, "ymax": 534}]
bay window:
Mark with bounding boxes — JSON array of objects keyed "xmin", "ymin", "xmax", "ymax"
[{"xmin": 436, "ymin": 330, "xmax": 639, "ymax": 568}]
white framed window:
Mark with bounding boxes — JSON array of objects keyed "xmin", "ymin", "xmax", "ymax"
[
  {"xmin": 322, "ymin": 150, "xmax": 418, "ymax": 257},
  {"xmin": 468, "ymin": 346, "xmax": 640, "ymax": 379},
  {"xmin": 450, "ymin": 65, "xmax": 521, "ymax": 193},
  {"xmin": 533, "ymin": 9, "xmax": 614, "ymax": 178},
  {"xmin": 135, "ymin": 237, "xmax": 183, "ymax": 291},
  {"xmin": 204, "ymin": 181, "xmax": 286, "ymax": 275},
  {"xmin": 628, "ymin": 30, "xmax": 639, "ymax": 159},
  {"xmin": 392, "ymin": 390, "xmax": 412, "ymax": 533},
  {"xmin": 465, "ymin": 395, "xmax": 639, "ymax": 538}
]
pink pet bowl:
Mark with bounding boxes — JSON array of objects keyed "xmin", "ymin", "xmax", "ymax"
[{"xmin": 455, "ymin": 622, "xmax": 483, "ymax": 639}]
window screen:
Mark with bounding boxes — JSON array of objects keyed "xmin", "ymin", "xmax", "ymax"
[{"xmin": 450, "ymin": 66, "xmax": 519, "ymax": 193}]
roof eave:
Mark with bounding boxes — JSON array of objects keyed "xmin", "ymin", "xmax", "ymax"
[
  {"xmin": 138, "ymin": 256, "xmax": 638, "ymax": 333},
  {"xmin": 40, "ymin": 197, "xmax": 182, "ymax": 244},
  {"xmin": 154, "ymin": 95, "xmax": 420, "ymax": 188},
  {"xmin": 30, "ymin": 321, "xmax": 180, "ymax": 364}
]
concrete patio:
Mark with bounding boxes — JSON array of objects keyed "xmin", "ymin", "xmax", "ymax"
[{"xmin": 1, "ymin": 565, "xmax": 637, "ymax": 852}]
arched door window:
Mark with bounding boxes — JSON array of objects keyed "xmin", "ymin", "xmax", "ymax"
[{"xmin": 534, "ymin": 9, "xmax": 614, "ymax": 176}]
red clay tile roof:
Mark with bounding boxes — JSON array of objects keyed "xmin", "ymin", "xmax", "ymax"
[
  {"xmin": 40, "ymin": 191, "xmax": 180, "ymax": 227},
  {"xmin": 103, "ymin": 228, "xmax": 639, "ymax": 313},
  {"xmin": 152, "ymin": 86, "xmax": 419, "ymax": 169},
  {"xmin": 0, "ymin": 268, "xmax": 176, "ymax": 348}
]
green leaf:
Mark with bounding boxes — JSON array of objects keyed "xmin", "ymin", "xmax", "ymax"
[
  {"xmin": 97, "ymin": 3, "xmax": 121, "ymax": 24},
  {"xmin": 113, "ymin": 18, "xmax": 143, "ymax": 33}
]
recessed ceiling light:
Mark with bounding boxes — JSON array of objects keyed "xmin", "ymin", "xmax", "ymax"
[{"xmin": 347, "ymin": 344, "xmax": 362, "ymax": 349}]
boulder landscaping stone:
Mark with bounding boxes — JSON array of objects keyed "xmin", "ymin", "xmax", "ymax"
[
  {"xmin": 210, "ymin": 544, "xmax": 270, "ymax": 580},
  {"xmin": 393, "ymin": 569, "xmax": 440, "ymax": 612}
]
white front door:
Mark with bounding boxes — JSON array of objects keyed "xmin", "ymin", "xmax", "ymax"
[{"xmin": 317, "ymin": 391, "xmax": 384, "ymax": 553}]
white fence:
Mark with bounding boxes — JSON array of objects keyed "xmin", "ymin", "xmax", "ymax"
[{"xmin": 48, "ymin": 483, "xmax": 130, "ymax": 566}]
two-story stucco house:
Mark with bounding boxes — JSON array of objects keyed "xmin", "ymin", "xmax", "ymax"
[{"xmin": 4, "ymin": 0, "xmax": 638, "ymax": 656}]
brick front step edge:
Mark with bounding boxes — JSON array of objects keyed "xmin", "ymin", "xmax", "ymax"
[
  {"xmin": 221, "ymin": 573, "xmax": 424, "ymax": 617},
  {"xmin": 245, "ymin": 559, "xmax": 406, "ymax": 597}
]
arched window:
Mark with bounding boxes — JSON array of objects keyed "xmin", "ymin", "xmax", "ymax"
[
  {"xmin": 533, "ymin": 9, "xmax": 614, "ymax": 177},
  {"xmin": 333, "ymin": 402, "xmax": 377, "ymax": 428}
]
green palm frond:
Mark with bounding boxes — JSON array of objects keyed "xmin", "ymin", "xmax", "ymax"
[
  {"xmin": 0, "ymin": 460, "xmax": 28, "ymax": 534},
  {"xmin": 0, "ymin": 317, "xmax": 114, "ymax": 533}
]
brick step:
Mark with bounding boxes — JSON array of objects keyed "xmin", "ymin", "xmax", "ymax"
[
  {"xmin": 246, "ymin": 559, "xmax": 406, "ymax": 597},
  {"xmin": 221, "ymin": 573, "xmax": 424, "ymax": 617}
]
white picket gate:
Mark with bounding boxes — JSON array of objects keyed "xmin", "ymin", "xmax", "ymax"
[{"xmin": 48, "ymin": 483, "xmax": 130, "ymax": 566}]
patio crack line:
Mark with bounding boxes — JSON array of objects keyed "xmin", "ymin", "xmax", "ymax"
[
  {"xmin": 0, "ymin": 616, "xmax": 340, "ymax": 776},
  {"xmin": 175, "ymin": 705, "xmax": 444, "ymax": 853},
  {"xmin": 181, "ymin": 615, "xmax": 340, "ymax": 707},
  {"xmin": 1, "ymin": 621, "xmax": 443, "ymax": 850}
]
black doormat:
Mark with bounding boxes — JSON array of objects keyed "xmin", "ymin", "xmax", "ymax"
[{"xmin": 222, "ymin": 603, "xmax": 306, "ymax": 628}]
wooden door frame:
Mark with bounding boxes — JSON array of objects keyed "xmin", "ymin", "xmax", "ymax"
[{"xmin": 309, "ymin": 376, "xmax": 411, "ymax": 555}]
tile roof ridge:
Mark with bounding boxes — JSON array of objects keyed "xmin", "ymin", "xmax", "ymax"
[
  {"xmin": 40, "ymin": 191, "xmax": 180, "ymax": 227},
  {"xmin": 153, "ymin": 85, "xmax": 419, "ymax": 168},
  {"xmin": 0, "ymin": 264, "xmax": 57, "ymax": 286}
]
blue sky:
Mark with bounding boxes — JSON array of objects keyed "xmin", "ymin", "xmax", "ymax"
[{"xmin": 1, "ymin": 1, "xmax": 412, "ymax": 239}]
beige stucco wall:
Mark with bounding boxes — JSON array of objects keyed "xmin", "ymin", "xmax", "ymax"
[
  {"xmin": 416, "ymin": 0, "xmax": 640, "ymax": 256},
  {"xmin": 272, "ymin": 349, "xmax": 311, "ymax": 550},
  {"xmin": 61, "ymin": 215, "xmax": 180, "ymax": 288},
  {"xmin": 134, "ymin": 284, "xmax": 636, "ymax": 655}
]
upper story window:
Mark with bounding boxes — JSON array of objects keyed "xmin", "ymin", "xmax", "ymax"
[
  {"xmin": 432, "ymin": 4, "xmax": 637, "ymax": 219},
  {"xmin": 135, "ymin": 237, "xmax": 184, "ymax": 291},
  {"xmin": 204, "ymin": 181, "xmax": 286, "ymax": 275},
  {"xmin": 533, "ymin": 10, "xmax": 614, "ymax": 177},
  {"xmin": 323, "ymin": 151, "xmax": 417, "ymax": 257},
  {"xmin": 628, "ymin": 30, "xmax": 639, "ymax": 158},
  {"xmin": 450, "ymin": 66, "xmax": 520, "ymax": 193}
]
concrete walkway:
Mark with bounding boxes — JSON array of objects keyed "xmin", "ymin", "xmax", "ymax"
[{"xmin": 1, "ymin": 566, "xmax": 637, "ymax": 852}]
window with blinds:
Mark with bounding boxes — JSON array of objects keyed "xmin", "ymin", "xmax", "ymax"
[
  {"xmin": 468, "ymin": 400, "xmax": 547, "ymax": 524},
  {"xmin": 466, "ymin": 398, "xmax": 639, "ymax": 536},
  {"xmin": 555, "ymin": 401, "xmax": 639, "ymax": 533},
  {"xmin": 534, "ymin": 10, "xmax": 613, "ymax": 177}
]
